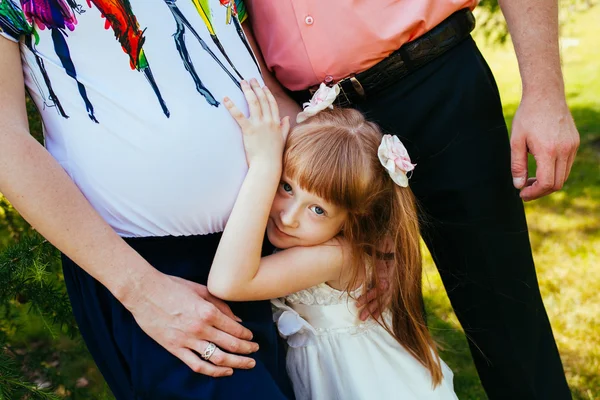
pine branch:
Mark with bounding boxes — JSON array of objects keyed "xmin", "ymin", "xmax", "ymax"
[
  {"xmin": 0, "ymin": 234, "xmax": 74, "ymax": 333},
  {"xmin": 0, "ymin": 233, "xmax": 80, "ymax": 399},
  {"xmin": 0, "ymin": 351, "xmax": 61, "ymax": 400},
  {"xmin": 0, "ymin": 234, "xmax": 56, "ymax": 295}
]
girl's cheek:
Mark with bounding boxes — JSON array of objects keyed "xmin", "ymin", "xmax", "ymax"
[{"xmin": 272, "ymin": 193, "xmax": 284, "ymax": 209}]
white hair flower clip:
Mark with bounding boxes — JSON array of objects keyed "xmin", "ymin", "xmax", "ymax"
[
  {"xmin": 377, "ymin": 135, "xmax": 416, "ymax": 187},
  {"xmin": 296, "ymin": 83, "xmax": 340, "ymax": 123}
]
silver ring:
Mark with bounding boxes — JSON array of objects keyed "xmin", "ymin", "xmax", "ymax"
[{"xmin": 201, "ymin": 342, "xmax": 217, "ymax": 361}]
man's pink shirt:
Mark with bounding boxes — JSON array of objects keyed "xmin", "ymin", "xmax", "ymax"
[{"xmin": 247, "ymin": 0, "xmax": 478, "ymax": 91}]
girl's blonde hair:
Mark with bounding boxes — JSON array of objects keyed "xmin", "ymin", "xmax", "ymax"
[{"xmin": 284, "ymin": 108, "xmax": 443, "ymax": 386}]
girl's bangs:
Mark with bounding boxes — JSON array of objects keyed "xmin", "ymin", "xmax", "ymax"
[{"xmin": 283, "ymin": 124, "xmax": 370, "ymax": 210}]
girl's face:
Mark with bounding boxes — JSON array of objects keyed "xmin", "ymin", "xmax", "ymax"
[{"xmin": 267, "ymin": 176, "xmax": 348, "ymax": 249}]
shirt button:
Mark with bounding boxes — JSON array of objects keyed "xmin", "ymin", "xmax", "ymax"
[
  {"xmin": 324, "ymin": 75, "xmax": 334, "ymax": 84},
  {"xmin": 305, "ymin": 15, "xmax": 314, "ymax": 25}
]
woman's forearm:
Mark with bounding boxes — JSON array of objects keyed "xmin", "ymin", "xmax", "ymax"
[{"xmin": 0, "ymin": 131, "xmax": 157, "ymax": 305}]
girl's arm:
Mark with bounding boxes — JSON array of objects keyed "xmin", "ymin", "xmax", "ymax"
[
  {"xmin": 207, "ymin": 82, "xmax": 344, "ymax": 301},
  {"xmin": 209, "ymin": 238, "xmax": 345, "ymax": 301}
]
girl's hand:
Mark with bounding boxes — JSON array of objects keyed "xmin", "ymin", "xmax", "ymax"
[{"xmin": 224, "ymin": 79, "xmax": 290, "ymax": 168}]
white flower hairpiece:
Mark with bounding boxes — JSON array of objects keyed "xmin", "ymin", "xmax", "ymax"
[
  {"xmin": 296, "ymin": 83, "xmax": 340, "ymax": 123},
  {"xmin": 377, "ymin": 135, "xmax": 416, "ymax": 187}
]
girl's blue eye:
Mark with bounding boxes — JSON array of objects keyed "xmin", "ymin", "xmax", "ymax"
[
  {"xmin": 282, "ymin": 182, "xmax": 292, "ymax": 193},
  {"xmin": 311, "ymin": 206, "xmax": 325, "ymax": 216}
]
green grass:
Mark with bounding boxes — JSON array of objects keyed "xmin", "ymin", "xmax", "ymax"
[{"xmin": 424, "ymin": 7, "xmax": 600, "ymax": 400}]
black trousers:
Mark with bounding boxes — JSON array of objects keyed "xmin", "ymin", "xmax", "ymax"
[{"xmin": 296, "ymin": 37, "xmax": 570, "ymax": 399}]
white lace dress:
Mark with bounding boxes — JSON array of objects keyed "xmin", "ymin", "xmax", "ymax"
[{"xmin": 271, "ymin": 283, "xmax": 458, "ymax": 400}]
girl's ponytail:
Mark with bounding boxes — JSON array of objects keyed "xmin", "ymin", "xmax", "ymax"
[{"xmin": 385, "ymin": 185, "xmax": 443, "ymax": 386}]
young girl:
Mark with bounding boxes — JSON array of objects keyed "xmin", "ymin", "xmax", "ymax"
[{"xmin": 208, "ymin": 80, "xmax": 457, "ymax": 399}]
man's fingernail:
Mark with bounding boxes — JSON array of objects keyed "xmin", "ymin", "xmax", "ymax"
[
  {"xmin": 513, "ymin": 177, "xmax": 525, "ymax": 188},
  {"xmin": 235, "ymin": 315, "xmax": 242, "ymax": 322},
  {"xmin": 248, "ymin": 360, "xmax": 256, "ymax": 368}
]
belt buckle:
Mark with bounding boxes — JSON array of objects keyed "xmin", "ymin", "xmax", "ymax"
[
  {"xmin": 349, "ymin": 76, "xmax": 365, "ymax": 97},
  {"xmin": 336, "ymin": 75, "xmax": 365, "ymax": 107}
]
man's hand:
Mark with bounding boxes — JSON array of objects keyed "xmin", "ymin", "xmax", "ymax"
[
  {"xmin": 498, "ymin": 0, "xmax": 579, "ymax": 201},
  {"xmin": 123, "ymin": 271, "xmax": 259, "ymax": 377},
  {"xmin": 356, "ymin": 257, "xmax": 392, "ymax": 321},
  {"xmin": 510, "ymin": 94, "xmax": 579, "ymax": 201}
]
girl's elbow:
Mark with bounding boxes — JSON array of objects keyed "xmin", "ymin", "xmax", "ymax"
[
  {"xmin": 207, "ymin": 278, "xmax": 232, "ymax": 299},
  {"xmin": 207, "ymin": 278, "xmax": 243, "ymax": 301}
]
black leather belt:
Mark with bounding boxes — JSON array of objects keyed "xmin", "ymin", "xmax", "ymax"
[{"xmin": 297, "ymin": 8, "xmax": 476, "ymax": 107}]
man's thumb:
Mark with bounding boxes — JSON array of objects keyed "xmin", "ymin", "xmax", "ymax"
[{"xmin": 510, "ymin": 135, "xmax": 528, "ymax": 189}]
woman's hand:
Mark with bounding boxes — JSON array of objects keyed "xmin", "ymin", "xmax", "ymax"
[
  {"xmin": 124, "ymin": 270, "xmax": 259, "ymax": 377},
  {"xmin": 224, "ymin": 79, "xmax": 290, "ymax": 168}
]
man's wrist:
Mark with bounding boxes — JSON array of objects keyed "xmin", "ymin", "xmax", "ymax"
[
  {"xmin": 522, "ymin": 74, "xmax": 566, "ymax": 100},
  {"xmin": 520, "ymin": 86, "xmax": 568, "ymax": 110}
]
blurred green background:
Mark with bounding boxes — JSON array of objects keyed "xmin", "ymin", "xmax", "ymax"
[{"xmin": 1, "ymin": 3, "xmax": 599, "ymax": 399}]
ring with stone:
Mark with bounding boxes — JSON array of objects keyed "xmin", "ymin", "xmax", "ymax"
[{"xmin": 201, "ymin": 342, "xmax": 217, "ymax": 361}]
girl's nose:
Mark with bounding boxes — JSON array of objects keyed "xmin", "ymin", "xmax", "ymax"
[{"xmin": 280, "ymin": 207, "xmax": 299, "ymax": 229}]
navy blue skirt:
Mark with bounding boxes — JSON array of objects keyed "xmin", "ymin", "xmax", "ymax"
[{"xmin": 62, "ymin": 233, "xmax": 293, "ymax": 399}]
